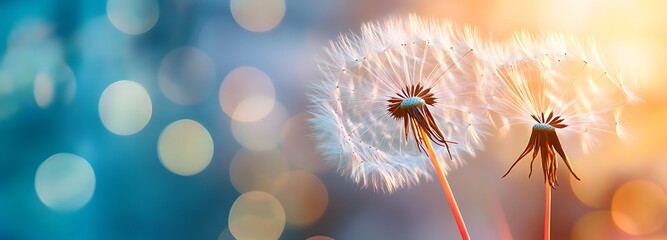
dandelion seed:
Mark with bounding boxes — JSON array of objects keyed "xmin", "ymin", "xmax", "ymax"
[
  {"xmin": 309, "ymin": 15, "xmax": 490, "ymax": 239},
  {"xmin": 484, "ymin": 32, "xmax": 639, "ymax": 240}
]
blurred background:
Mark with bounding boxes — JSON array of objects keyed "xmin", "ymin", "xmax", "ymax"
[{"xmin": 1, "ymin": 0, "xmax": 666, "ymax": 239}]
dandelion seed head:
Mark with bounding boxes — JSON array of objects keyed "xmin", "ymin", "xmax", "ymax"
[
  {"xmin": 533, "ymin": 123, "xmax": 553, "ymax": 131},
  {"xmin": 489, "ymin": 32, "xmax": 639, "ymax": 187},
  {"xmin": 400, "ymin": 96, "xmax": 426, "ymax": 109},
  {"xmin": 309, "ymin": 15, "xmax": 490, "ymax": 192},
  {"xmin": 487, "ymin": 32, "xmax": 638, "ymax": 151}
]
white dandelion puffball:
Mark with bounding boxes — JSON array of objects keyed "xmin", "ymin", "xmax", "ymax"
[
  {"xmin": 482, "ymin": 32, "xmax": 639, "ymax": 185},
  {"xmin": 309, "ymin": 15, "xmax": 491, "ymax": 192}
]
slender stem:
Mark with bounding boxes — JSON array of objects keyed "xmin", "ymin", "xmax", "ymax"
[
  {"xmin": 544, "ymin": 182, "xmax": 551, "ymax": 240},
  {"xmin": 420, "ymin": 128, "xmax": 470, "ymax": 240}
]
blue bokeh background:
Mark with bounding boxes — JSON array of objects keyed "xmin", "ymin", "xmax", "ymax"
[
  {"xmin": 3, "ymin": 0, "xmax": 667, "ymax": 239},
  {"xmin": 0, "ymin": 1, "xmax": 351, "ymax": 239}
]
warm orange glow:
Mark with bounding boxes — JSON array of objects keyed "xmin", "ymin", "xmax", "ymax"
[
  {"xmin": 611, "ymin": 180, "xmax": 667, "ymax": 235},
  {"xmin": 281, "ymin": 113, "xmax": 329, "ymax": 173},
  {"xmin": 571, "ymin": 211, "xmax": 625, "ymax": 240},
  {"xmin": 410, "ymin": 1, "xmax": 667, "ymax": 238},
  {"xmin": 271, "ymin": 171, "xmax": 329, "ymax": 226},
  {"xmin": 229, "ymin": 149, "xmax": 290, "ymax": 193}
]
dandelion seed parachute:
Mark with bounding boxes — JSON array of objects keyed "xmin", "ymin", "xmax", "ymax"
[
  {"xmin": 483, "ymin": 32, "xmax": 639, "ymax": 187},
  {"xmin": 309, "ymin": 15, "xmax": 490, "ymax": 192}
]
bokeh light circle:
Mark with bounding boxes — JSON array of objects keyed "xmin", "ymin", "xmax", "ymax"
[
  {"xmin": 230, "ymin": 0, "xmax": 285, "ymax": 32},
  {"xmin": 231, "ymin": 102, "xmax": 288, "ymax": 151},
  {"xmin": 229, "ymin": 191, "xmax": 285, "ymax": 240},
  {"xmin": 34, "ymin": 72, "xmax": 54, "ymax": 108},
  {"xmin": 99, "ymin": 80, "xmax": 152, "ymax": 135},
  {"xmin": 234, "ymin": 95, "xmax": 276, "ymax": 122},
  {"xmin": 158, "ymin": 119, "xmax": 214, "ymax": 176},
  {"xmin": 569, "ymin": 159, "xmax": 616, "ymax": 208},
  {"xmin": 611, "ymin": 180, "xmax": 667, "ymax": 235},
  {"xmin": 229, "ymin": 149, "xmax": 290, "ymax": 193},
  {"xmin": 219, "ymin": 66, "xmax": 275, "ymax": 122},
  {"xmin": 281, "ymin": 113, "xmax": 329, "ymax": 173},
  {"xmin": 107, "ymin": 0, "xmax": 159, "ymax": 35},
  {"xmin": 306, "ymin": 237, "xmax": 335, "ymax": 240},
  {"xmin": 35, "ymin": 153, "xmax": 95, "ymax": 212},
  {"xmin": 271, "ymin": 171, "xmax": 329, "ymax": 226},
  {"xmin": 158, "ymin": 47, "xmax": 216, "ymax": 105},
  {"xmin": 571, "ymin": 211, "xmax": 625, "ymax": 240},
  {"xmin": 29, "ymin": 61, "xmax": 77, "ymax": 107}
]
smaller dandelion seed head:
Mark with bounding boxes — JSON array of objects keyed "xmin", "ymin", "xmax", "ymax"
[
  {"xmin": 487, "ymin": 31, "xmax": 639, "ymax": 189},
  {"xmin": 503, "ymin": 112, "xmax": 580, "ymax": 188}
]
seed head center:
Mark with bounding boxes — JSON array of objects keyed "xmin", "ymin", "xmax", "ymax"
[
  {"xmin": 533, "ymin": 122, "xmax": 555, "ymax": 131},
  {"xmin": 400, "ymin": 97, "xmax": 425, "ymax": 109}
]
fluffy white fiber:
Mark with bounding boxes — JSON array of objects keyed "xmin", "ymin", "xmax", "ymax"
[
  {"xmin": 482, "ymin": 31, "xmax": 639, "ymax": 155},
  {"xmin": 309, "ymin": 14, "xmax": 638, "ymax": 192},
  {"xmin": 309, "ymin": 15, "xmax": 491, "ymax": 192}
]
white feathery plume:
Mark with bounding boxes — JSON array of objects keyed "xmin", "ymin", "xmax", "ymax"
[
  {"xmin": 309, "ymin": 15, "xmax": 490, "ymax": 192},
  {"xmin": 482, "ymin": 31, "xmax": 639, "ymax": 187}
]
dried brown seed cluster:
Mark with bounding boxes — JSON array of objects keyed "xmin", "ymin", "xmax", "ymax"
[{"xmin": 387, "ymin": 83, "xmax": 457, "ymax": 158}]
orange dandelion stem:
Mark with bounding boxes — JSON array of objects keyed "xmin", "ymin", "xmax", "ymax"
[
  {"xmin": 544, "ymin": 181, "xmax": 551, "ymax": 240},
  {"xmin": 389, "ymin": 83, "xmax": 469, "ymax": 239},
  {"xmin": 420, "ymin": 127, "xmax": 470, "ymax": 240},
  {"xmin": 499, "ymin": 112, "xmax": 577, "ymax": 240}
]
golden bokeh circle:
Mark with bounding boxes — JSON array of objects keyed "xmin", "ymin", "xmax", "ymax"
[
  {"xmin": 571, "ymin": 210, "xmax": 624, "ymax": 240},
  {"xmin": 158, "ymin": 119, "xmax": 214, "ymax": 176},
  {"xmin": 306, "ymin": 236, "xmax": 335, "ymax": 240},
  {"xmin": 281, "ymin": 113, "xmax": 329, "ymax": 173},
  {"xmin": 229, "ymin": 149, "xmax": 290, "ymax": 193},
  {"xmin": 219, "ymin": 66, "xmax": 276, "ymax": 122},
  {"xmin": 271, "ymin": 171, "xmax": 329, "ymax": 226},
  {"xmin": 231, "ymin": 102, "xmax": 287, "ymax": 151},
  {"xmin": 229, "ymin": 191, "xmax": 285, "ymax": 240},
  {"xmin": 611, "ymin": 180, "xmax": 667, "ymax": 235},
  {"xmin": 569, "ymin": 160, "xmax": 616, "ymax": 208},
  {"xmin": 230, "ymin": 0, "xmax": 285, "ymax": 32}
]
